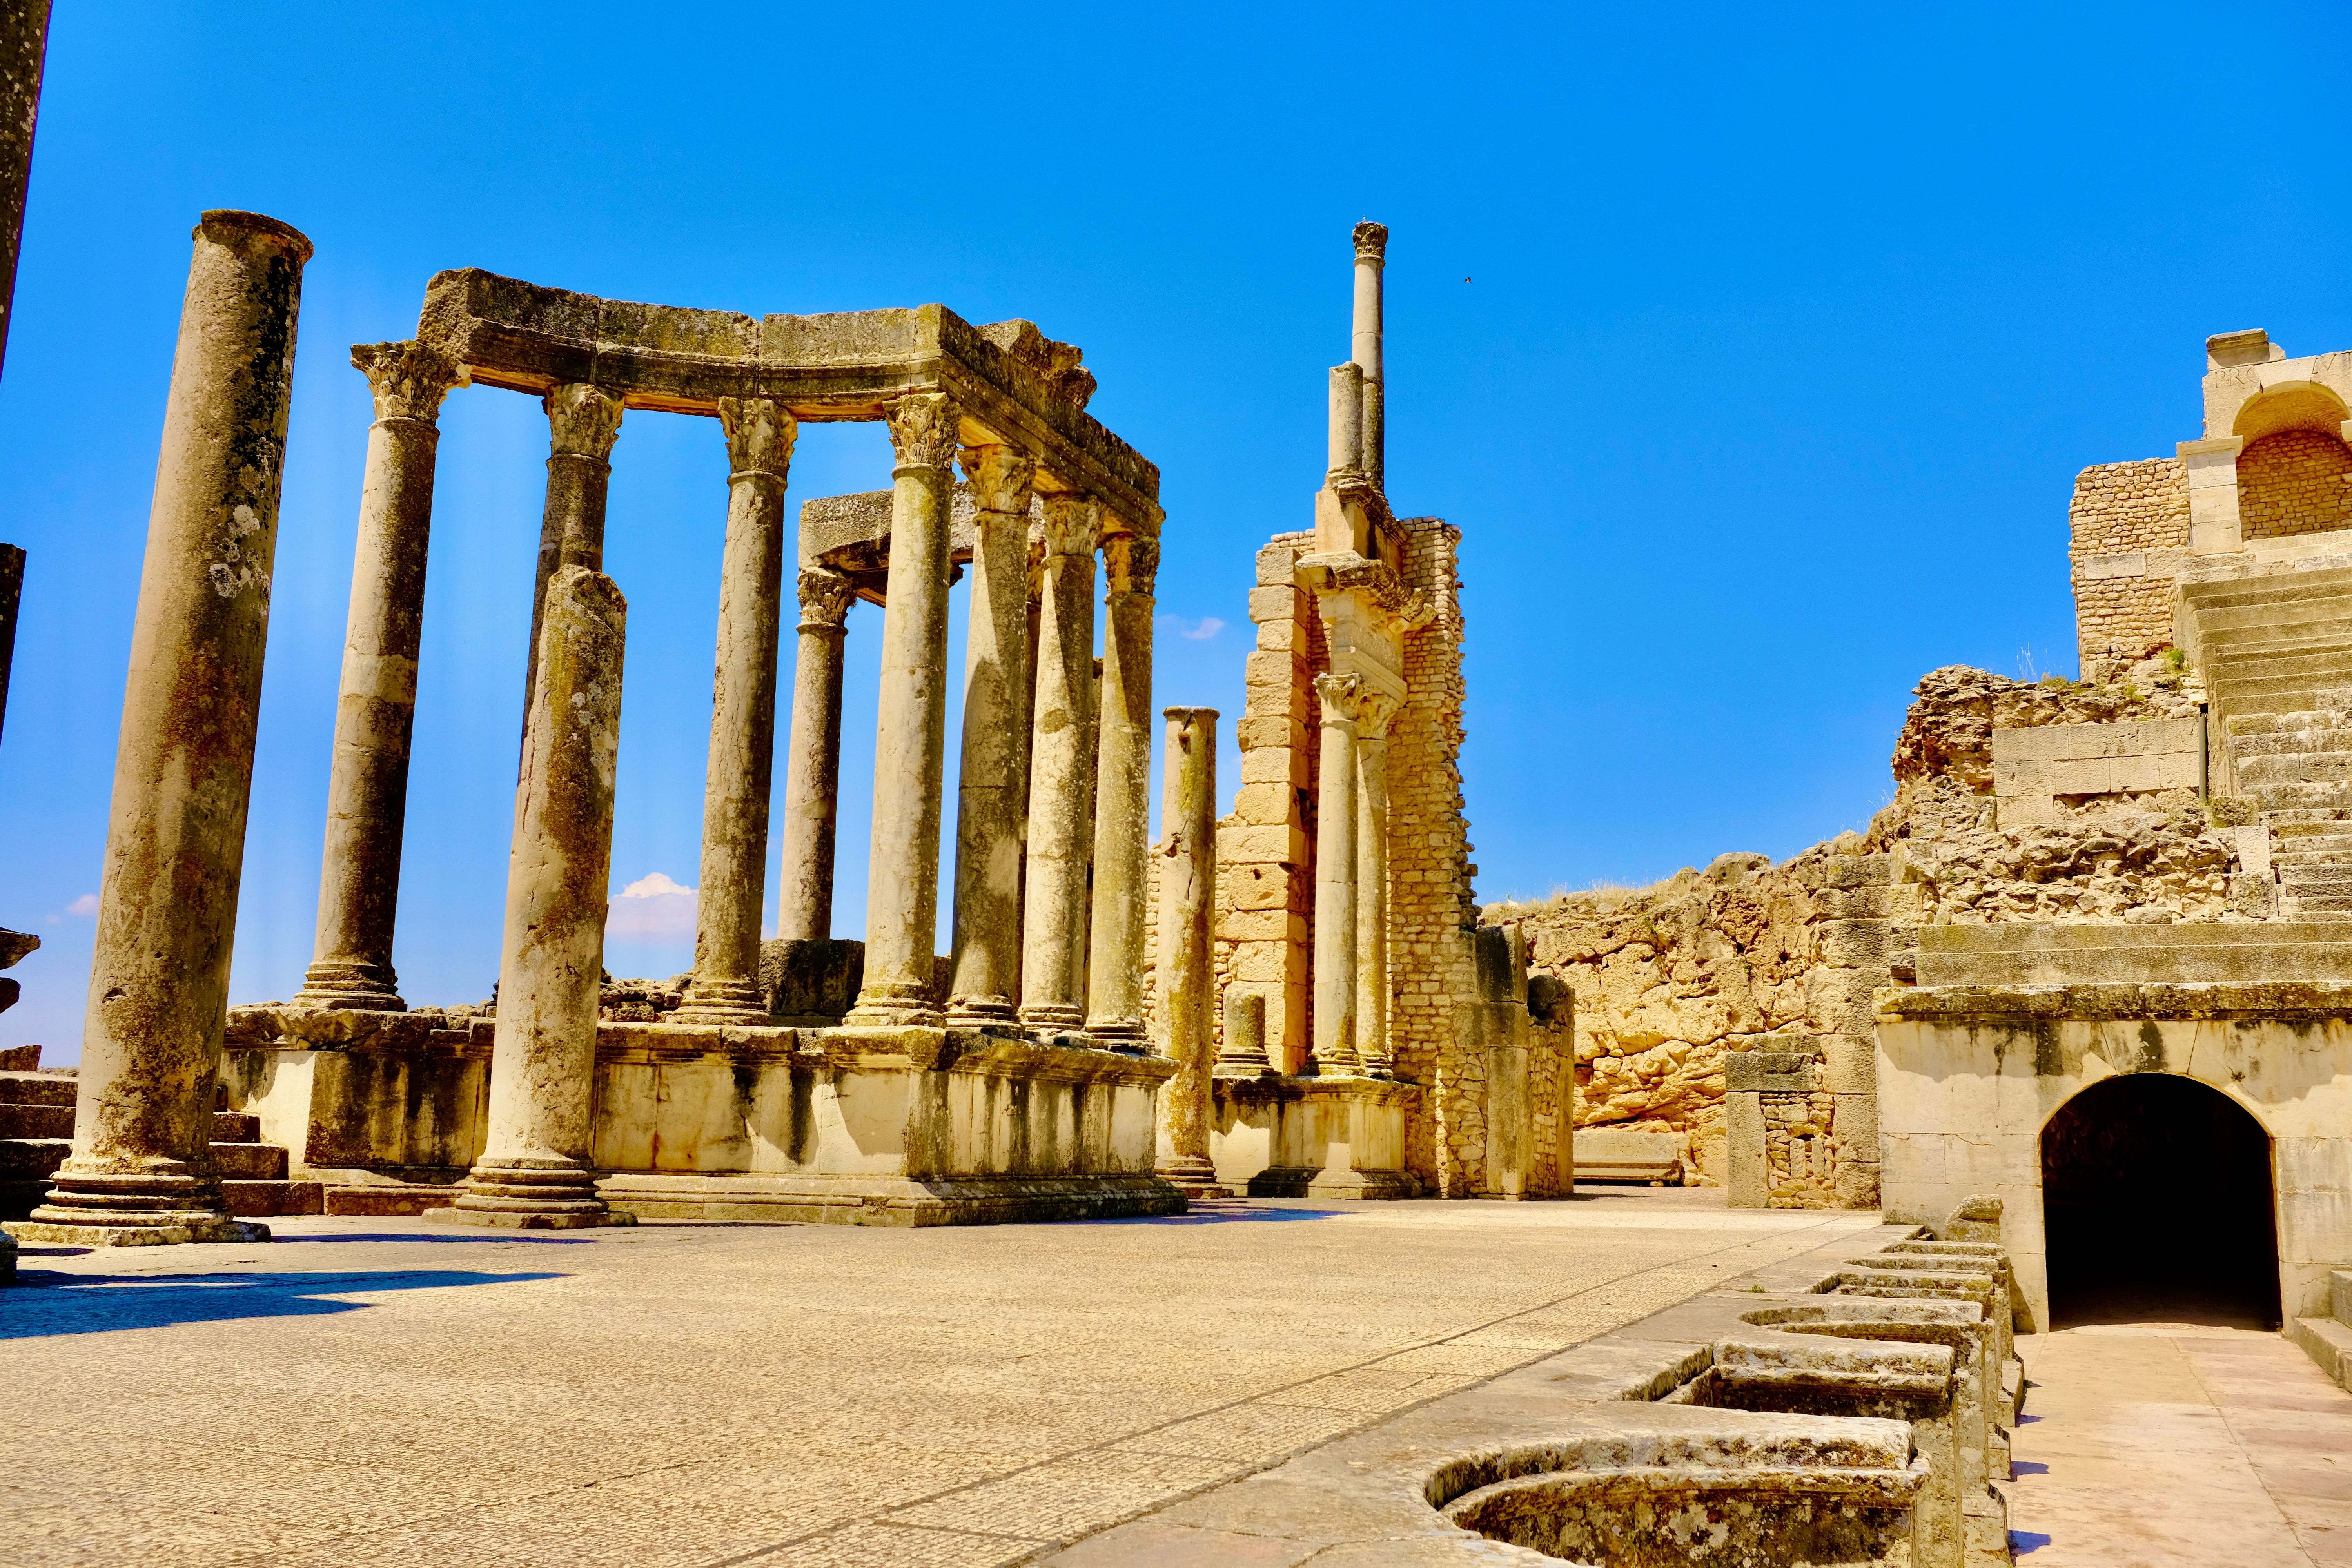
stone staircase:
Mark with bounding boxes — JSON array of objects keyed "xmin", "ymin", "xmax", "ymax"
[
  {"xmin": 0, "ymin": 1044, "xmax": 321, "ymax": 1219},
  {"xmin": 2293, "ymin": 1270, "xmax": 2352, "ymax": 1393},
  {"xmin": 2181, "ymin": 564, "xmax": 2352, "ymax": 918}
]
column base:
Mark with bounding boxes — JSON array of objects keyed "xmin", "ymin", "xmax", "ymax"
[
  {"xmin": 1156, "ymin": 1155, "xmax": 1230, "ymax": 1200},
  {"xmin": 9, "ymin": 1169, "xmax": 271, "ymax": 1246},
  {"xmin": 430, "ymin": 1158, "xmax": 636, "ymax": 1230},
  {"xmin": 846, "ymin": 979, "xmax": 945, "ymax": 1031},
  {"xmin": 1305, "ymin": 1053, "xmax": 1363, "ymax": 1076},
  {"xmin": 1020, "ymin": 1004, "xmax": 1086, "ymax": 1038},
  {"xmin": 1214, "ymin": 1058, "xmax": 1279, "ymax": 1077},
  {"xmin": 669, "ymin": 976, "xmax": 770, "ymax": 1028},
  {"xmin": 947, "ymin": 994, "xmax": 1018, "ymax": 1023},
  {"xmin": 292, "ymin": 958, "xmax": 405, "ymax": 1013},
  {"xmin": 1083, "ymin": 1018, "xmax": 1149, "ymax": 1055}
]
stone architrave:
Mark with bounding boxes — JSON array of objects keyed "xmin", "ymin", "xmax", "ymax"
[
  {"xmin": 847, "ymin": 391, "xmax": 959, "ymax": 1028},
  {"xmin": 1085, "ymin": 531, "xmax": 1158, "ymax": 1051},
  {"xmin": 1156, "ymin": 706, "xmax": 1220, "ymax": 1192},
  {"xmin": 777, "ymin": 566, "xmax": 854, "ymax": 942},
  {"xmin": 295, "ymin": 340, "xmax": 465, "ymax": 1011},
  {"xmin": 9, "ymin": 211, "xmax": 310, "ymax": 1247},
  {"xmin": 1018, "ymin": 495, "xmax": 1100, "ymax": 1033},
  {"xmin": 1310, "ymin": 672, "xmax": 1364, "ymax": 1074},
  {"xmin": 947, "ymin": 443, "xmax": 1036, "ymax": 1022},
  {"xmin": 1354, "ymin": 690, "xmax": 1397, "ymax": 1076},
  {"xmin": 521, "ymin": 381, "xmax": 623, "ymax": 750},
  {"xmin": 676, "ymin": 398, "xmax": 797, "ymax": 1025},
  {"xmin": 437, "ymin": 564, "xmax": 636, "ymax": 1230},
  {"xmin": 1352, "ymin": 221, "xmax": 1387, "ymax": 490}
]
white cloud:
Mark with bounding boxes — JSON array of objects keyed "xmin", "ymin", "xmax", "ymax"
[
  {"xmin": 607, "ymin": 873, "xmax": 697, "ymax": 940},
  {"xmin": 65, "ymin": 894, "xmax": 97, "ymax": 918},
  {"xmin": 1159, "ymin": 614, "xmax": 1225, "ymax": 642}
]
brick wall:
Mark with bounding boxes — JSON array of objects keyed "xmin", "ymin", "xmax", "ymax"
[
  {"xmin": 2069, "ymin": 457, "xmax": 2187, "ymax": 667},
  {"xmin": 2240, "ymin": 428, "xmax": 2352, "ymax": 541}
]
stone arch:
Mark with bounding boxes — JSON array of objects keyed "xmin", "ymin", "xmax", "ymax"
[
  {"xmin": 2233, "ymin": 381, "xmax": 2352, "ymax": 541},
  {"xmin": 2038, "ymin": 1069, "xmax": 2281, "ymax": 1330}
]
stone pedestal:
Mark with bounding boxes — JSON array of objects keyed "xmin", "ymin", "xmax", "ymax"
[
  {"xmin": 848, "ymin": 393, "xmax": 957, "ymax": 1029},
  {"xmin": 1019, "ymin": 496, "xmax": 1099, "ymax": 1034},
  {"xmin": 10, "ymin": 211, "xmax": 310, "ymax": 1247},
  {"xmin": 777, "ymin": 566, "xmax": 853, "ymax": 941},
  {"xmin": 1155, "ymin": 706, "xmax": 1221, "ymax": 1195},
  {"xmin": 296, "ymin": 341, "xmax": 463, "ymax": 1010},
  {"xmin": 676, "ymin": 398, "xmax": 796, "ymax": 1025},
  {"xmin": 1212, "ymin": 1074, "xmax": 1422, "ymax": 1200},
  {"xmin": 437, "ymin": 565, "xmax": 635, "ymax": 1230},
  {"xmin": 1085, "ymin": 533, "xmax": 1157, "ymax": 1051},
  {"xmin": 947, "ymin": 445, "xmax": 1035, "ymax": 1022}
]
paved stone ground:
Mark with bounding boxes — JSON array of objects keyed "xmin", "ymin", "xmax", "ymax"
[
  {"xmin": 2009, "ymin": 1323, "xmax": 2352, "ymax": 1565},
  {"xmin": 0, "ymin": 1191, "xmax": 1881, "ymax": 1567}
]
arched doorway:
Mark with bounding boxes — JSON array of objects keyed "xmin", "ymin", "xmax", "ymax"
[{"xmin": 2041, "ymin": 1073, "xmax": 2281, "ymax": 1330}]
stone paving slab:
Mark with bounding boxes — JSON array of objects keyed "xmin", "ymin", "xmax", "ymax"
[{"xmin": 0, "ymin": 1190, "xmax": 1881, "ymax": 1566}]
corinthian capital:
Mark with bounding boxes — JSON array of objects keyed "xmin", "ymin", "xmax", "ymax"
[
  {"xmin": 884, "ymin": 391, "xmax": 960, "ymax": 470},
  {"xmin": 959, "ymin": 444, "xmax": 1036, "ymax": 515},
  {"xmin": 1102, "ymin": 532, "xmax": 1160, "ymax": 597},
  {"xmin": 1314, "ymin": 671, "xmax": 1365, "ymax": 725},
  {"xmin": 1038, "ymin": 494, "xmax": 1099, "ymax": 561},
  {"xmin": 718, "ymin": 396, "xmax": 797, "ymax": 479},
  {"xmin": 797, "ymin": 566, "xmax": 856, "ymax": 629},
  {"xmin": 1352, "ymin": 221, "xmax": 1388, "ymax": 264},
  {"xmin": 351, "ymin": 340, "xmax": 465, "ymax": 424},
  {"xmin": 545, "ymin": 383, "xmax": 624, "ymax": 461},
  {"xmin": 1356, "ymin": 690, "xmax": 1400, "ymax": 740}
]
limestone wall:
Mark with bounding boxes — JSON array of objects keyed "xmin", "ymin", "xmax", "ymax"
[
  {"xmin": 2069, "ymin": 457, "xmax": 2187, "ymax": 666},
  {"xmin": 2239, "ymin": 428, "xmax": 2352, "ymax": 541}
]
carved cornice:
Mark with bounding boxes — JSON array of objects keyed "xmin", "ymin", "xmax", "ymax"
[
  {"xmin": 718, "ymin": 396, "xmax": 796, "ymax": 479},
  {"xmin": 1313, "ymin": 671, "xmax": 1364, "ymax": 725},
  {"xmin": 1039, "ymin": 495, "xmax": 1099, "ymax": 561},
  {"xmin": 885, "ymin": 390, "xmax": 960, "ymax": 471},
  {"xmin": 796, "ymin": 566, "xmax": 855, "ymax": 630},
  {"xmin": 545, "ymin": 382, "xmax": 624, "ymax": 461},
  {"xmin": 352, "ymin": 339, "xmax": 465, "ymax": 425},
  {"xmin": 1102, "ymin": 532, "xmax": 1159, "ymax": 597},
  {"xmin": 960, "ymin": 444, "xmax": 1036, "ymax": 515},
  {"xmin": 1295, "ymin": 549, "xmax": 1424, "ymax": 628},
  {"xmin": 1353, "ymin": 221, "xmax": 1389, "ymax": 265}
]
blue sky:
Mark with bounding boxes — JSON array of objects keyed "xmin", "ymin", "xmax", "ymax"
[{"xmin": 4, "ymin": 2, "xmax": 2350, "ymax": 1059}]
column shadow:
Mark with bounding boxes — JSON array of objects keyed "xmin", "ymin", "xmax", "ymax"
[{"xmin": 0, "ymin": 1267, "xmax": 563, "ymax": 1338}]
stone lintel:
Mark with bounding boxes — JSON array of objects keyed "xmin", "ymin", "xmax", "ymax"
[{"xmin": 1725, "ymin": 1051, "xmax": 1818, "ymax": 1094}]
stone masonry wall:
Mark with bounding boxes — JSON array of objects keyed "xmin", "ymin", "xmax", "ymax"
[
  {"xmin": 2069, "ymin": 457, "xmax": 2187, "ymax": 667},
  {"xmin": 2239, "ymin": 428, "xmax": 2352, "ymax": 541}
]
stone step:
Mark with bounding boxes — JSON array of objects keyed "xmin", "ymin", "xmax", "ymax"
[
  {"xmin": 0, "ymin": 1102, "xmax": 70, "ymax": 1138},
  {"xmin": 2295, "ymin": 1315, "xmax": 2352, "ymax": 1392},
  {"xmin": 2183, "ymin": 566, "xmax": 2352, "ymax": 610},
  {"xmin": 2279, "ymin": 896, "xmax": 2352, "ymax": 915},
  {"xmin": 2225, "ymin": 711, "xmax": 2352, "ymax": 737},
  {"xmin": 1914, "ymin": 921, "xmax": 2352, "ymax": 985},
  {"xmin": 2197, "ymin": 602, "xmax": 2352, "ymax": 639},
  {"xmin": 2266, "ymin": 837, "xmax": 2352, "ymax": 858},
  {"xmin": 212, "ymin": 1141, "xmax": 287, "ymax": 1181},
  {"xmin": 2212, "ymin": 689, "xmax": 2352, "ymax": 718},
  {"xmin": 323, "ymin": 1181, "xmax": 465, "ymax": 1217},
  {"xmin": 2225, "ymin": 728, "xmax": 2352, "ymax": 757},
  {"xmin": 2279, "ymin": 866, "xmax": 2352, "ymax": 890},
  {"xmin": 2263, "ymin": 812, "xmax": 2352, "ymax": 833},
  {"xmin": 0, "ymin": 1138, "xmax": 71, "ymax": 1180},
  {"xmin": 212, "ymin": 1111, "xmax": 260, "ymax": 1143},
  {"xmin": 2210, "ymin": 670, "xmax": 2352, "ymax": 706},
  {"xmin": 0, "ymin": 1070, "xmax": 75, "ymax": 1107},
  {"xmin": 2249, "ymin": 782, "xmax": 2352, "ymax": 811},
  {"xmin": 2207, "ymin": 632, "xmax": 2352, "ymax": 668},
  {"xmin": 221, "ymin": 1179, "xmax": 323, "ymax": 1218},
  {"xmin": 2235, "ymin": 752, "xmax": 2352, "ymax": 784}
]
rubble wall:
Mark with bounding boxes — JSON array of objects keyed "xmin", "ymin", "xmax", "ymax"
[
  {"xmin": 2239, "ymin": 428, "xmax": 2352, "ymax": 541},
  {"xmin": 2068, "ymin": 457, "xmax": 2187, "ymax": 666}
]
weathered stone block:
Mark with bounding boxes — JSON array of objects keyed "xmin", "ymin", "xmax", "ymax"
[
  {"xmin": 1255, "ymin": 543, "xmax": 1301, "ymax": 586},
  {"xmin": 1820, "ymin": 1033, "xmax": 1876, "ymax": 1095},
  {"xmin": 1824, "ymin": 856, "xmax": 1894, "ymax": 889},
  {"xmin": 1726, "ymin": 1051, "xmax": 1815, "ymax": 1093},
  {"xmin": 1816, "ymin": 920, "xmax": 1888, "ymax": 966},
  {"xmin": 1224, "ymin": 824, "xmax": 1308, "ymax": 866},
  {"xmin": 1248, "ymin": 584, "xmax": 1302, "ymax": 624},
  {"xmin": 1234, "ymin": 716, "xmax": 1304, "ymax": 751},
  {"xmin": 1232, "ymin": 781, "xmax": 1297, "ymax": 828}
]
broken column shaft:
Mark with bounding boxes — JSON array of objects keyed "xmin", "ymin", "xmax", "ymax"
[
  {"xmin": 1352, "ymin": 221, "xmax": 1387, "ymax": 489},
  {"xmin": 521, "ymin": 382, "xmax": 622, "ymax": 753},
  {"xmin": 296, "ymin": 340, "xmax": 463, "ymax": 1010},
  {"xmin": 11, "ymin": 209, "xmax": 310, "ymax": 1247}
]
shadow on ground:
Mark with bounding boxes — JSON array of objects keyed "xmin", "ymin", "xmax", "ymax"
[
  {"xmin": 0, "ymin": 1268, "xmax": 562, "ymax": 1338},
  {"xmin": 1109, "ymin": 1204, "xmax": 1347, "ymax": 1226}
]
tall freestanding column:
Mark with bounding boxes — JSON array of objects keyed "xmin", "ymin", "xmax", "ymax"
[
  {"xmin": 675, "ymin": 398, "xmax": 797, "ymax": 1024},
  {"xmin": 1156, "ymin": 706, "xmax": 1220, "ymax": 1192},
  {"xmin": 521, "ymin": 382, "xmax": 623, "ymax": 751},
  {"xmin": 846, "ymin": 391, "xmax": 959, "ymax": 1029},
  {"xmin": 295, "ymin": 341, "xmax": 465, "ymax": 1010},
  {"xmin": 9, "ymin": 211, "xmax": 309, "ymax": 1247},
  {"xmin": 777, "ymin": 566, "xmax": 854, "ymax": 941},
  {"xmin": 1352, "ymin": 220, "xmax": 1387, "ymax": 490},
  {"xmin": 1085, "ymin": 531, "xmax": 1158, "ymax": 1051},
  {"xmin": 0, "ymin": 0, "xmax": 49, "ymax": 386},
  {"xmin": 1018, "ymin": 495, "xmax": 1100, "ymax": 1033},
  {"xmin": 438, "ymin": 565, "xmax": 635, "ymax": 1229},
  {"xmin": 1354, "ymin": 692, "xmax": 1397, "ymax": 1077},
  {"xmin": 1309, "ymin": 672, "xmax": 1363, "ymax": 1074},
  {"xmin": 947, "ymin": 444, "xmax": 1036, "ymax": 1022}
]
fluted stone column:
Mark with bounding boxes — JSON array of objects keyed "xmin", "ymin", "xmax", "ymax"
[
  {"xmin": 1085, "ymin": 532, "xmax": 1158, "ymax": 1051},
  {"xmin": 675, "ymin": 399, "xmax": 797, "ymax": 1025},
  {"xmin": 1018, "ymin": 496, "xmax": 1100, "ymax": 1033},
  {"xmin": 847, "ymin": 391, "xmax": 958, "ymax": 1029},
  {"xmin": 1218, "ymin": 987, "xmax": 1272, "ymax": 1074},
  {"xmin": 1352, "ymin": 221, "xmax": 1387, "ymax": 490},
  {"xmin": 9, "ymin": 211, "xmax": 310, "ymax": 1247},
  {"xmin": 0, "ymin": 1, "xmax": 49, "ymax": 386},
  {"xmin": 438, "ymin": 565, "xmax": 635, "ymax": 1230},
  {"xmin": 295, "ymin": 341, "xmax": 465, "ymax": 1011},
  {"xmin": 1355, "ymin": 692, "xmax": 1398, "ymax": 1077},
  {"xmin": 1156, "ymin": 706, "xmax": 1219, "ymax": 1191},
  {"xmin": 1310, "ymin": 672, "xmax": 1363, "ymax": 1075},
  {"xmin": 777, "ymin": 566, "xmax": 854, "ymax": 942},
  {"xmin": 947, "ymin": 444, "xmax": 1036, "ymax": 1022},
  {"xmin": 522, "ymin": 382, "xmax": 623, "ymax": 752}
]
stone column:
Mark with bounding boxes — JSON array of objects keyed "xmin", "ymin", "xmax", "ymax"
[
  {"xmin": 1218, "ymin": 987, "xmax": 1272, "ymax": 1074},
  {"xmin": 947, "ymin": 444, "xmax": 1036, "ymax": 1022},
  {"xmin": 846, "ymin": 391, "xmax": 958, "ymax": 1029},
  {"xmin": 1085, "ymin": 530, "xmax": 1158, "ymax": 1051},
  {"xmin": 777, "ymin": 566, "xmax": 854, "ymax": 942},
  {"xmin": 1328, "ymin": 363, "xmax": 1364, "ymax": 479},
  {"xmin": 294, "ymin": 341, "xmax": 465, "ymax": 1011},
  {"xmin": 9, "ymin": 211, "xmax": 310, "ymax": 1247},
  {"xmin": 1354, "ymin": 691, "xmax": 1397, "ymax": 1076},
  {"xmin": 1018, "ymin": 496, "xmax": 1100, "ymax": 1033},
  {"xmin": 1310, "ymin": 672, "xmax": 1363, "ymax": 1074},
  {"xmin": 438, "ymin": 565, "xmax": 635, "ymax": 1230},
  {"xmin": 1352, "ymin": 221, "xmax": 1387, "ymax": 490},
  {"xmin": 0, "ymin": 1, "xmax": 46, "ymax": 387},
  {"xmin": 675, "ymin": 399, "xmax": 797, "ymax": 1025},
  {"xmin": 1156, "ymin": 706, "xmax": 1219, "ymax": 1191},
  {"xmin": 522, "ymin": 382, "xmax": 623, "ymax": 750}
]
